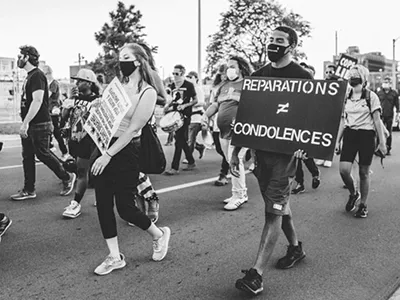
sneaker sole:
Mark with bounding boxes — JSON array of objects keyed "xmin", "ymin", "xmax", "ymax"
[
  {"xmin": 291, "ymin": 189, "xmax": 305, "ymax": 195},
  {"xmin": 224, "ymin": 200, "xmax": 248, "ymax": 211},
  {"xmin": 152, "ymin": 227, "xmax": 171, "ymax": 262},
  {"xmin": 235, "ymin": 280, "xmax": 263, "ymax": 295},
  {"xmin": 277, "ymin": 253, "xmax": 306, "ymax": 269},
  {"xmin": 94, "ymin": 260, "xmax": 127, "ymax": 276},
  {"xmin": 215, "ymin": 181, "xmax": 228, "ymax": 187},
  {"xmin": 0, "ymin": 220, "xmax": 13, "ymax": 237},
  {"xmin": 62, "ymin": 211, "xmax": 82, "ymax": 219},
  {"xmin": 11, "ymin": 195, "xmax": 37, "ymax": 201}
]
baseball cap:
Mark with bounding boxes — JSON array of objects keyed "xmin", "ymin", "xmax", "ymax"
[
  {"xmin": 71, "ymin": 68, "xmax": 97, "ymax": 83},
  {"xmin": 188, "ymin": 71, "xmax": 198, "ymax": 79}
]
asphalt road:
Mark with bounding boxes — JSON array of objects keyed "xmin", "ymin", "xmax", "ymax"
[{"xmin": 0, "ymin": 132, "xmax": 400, "ymax": 300}]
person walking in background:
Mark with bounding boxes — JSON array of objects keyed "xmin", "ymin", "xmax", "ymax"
[
  {"xmin": 204, "ymin": 56, "xmax": 252, "ymax": 210},
  {"xmin": 377, "ymin": 76, "xmax": 399, "ymax": 156},
  {"xmin": 42, "ymin": 65, "xmax": 69, "ymax": 161},
  {"xmin": 10, "ymin": 45, "xmax": 76, "ymax": 201},
  {"xmin": 91, "ymin": 43, "xmax": 170, "ymax": 275},
  {"xmin": 163, "ymin": 64, "xmax": 198, "ymax": 175}
]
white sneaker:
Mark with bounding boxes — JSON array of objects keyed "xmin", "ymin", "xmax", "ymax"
[
  {"xmin": 323, "ymin": 161, "xmax": 332, "ymax": 168},
  {"xmin": 223, "ymin": 195, "xmax": 235, "ymax": 204},
  {"xmin": 182, "ymin": 159, "xmax": 188, "ymax": 164},
  {"xmin": 315, "ymin": 159, "xmax": 324, "ymax": 166},
  {"xmin": 61, "ymin": 153, "xmax": 71, "ymax": 161},
  {"xmin": 94, "ymin": 253, "xmax": 126, "ymax": 276},
  {"xmin": 224, "ymin": 196, "xmax": 248, "ymax": 211},
  {"xmin": 62, "ymin": 200, "xmax": 82, "ymax": 218},
  {"xmin": 152, "ymin": 227, "xmax": 171, "ymax": 261}
]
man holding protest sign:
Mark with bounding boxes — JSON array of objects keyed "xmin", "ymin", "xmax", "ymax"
[{"xmin": 231, "ymin": 26, "xmax": 324, "ymax": 296}]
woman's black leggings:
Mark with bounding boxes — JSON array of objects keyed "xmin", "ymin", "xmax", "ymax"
[{"xmin": 94, "ymin": 137, "xmax": 151, "ymax": 239}]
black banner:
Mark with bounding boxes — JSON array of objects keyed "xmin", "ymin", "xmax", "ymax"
[{"xmin": 231, "ymin": 77, "xmax": 348, "ymax": 160}]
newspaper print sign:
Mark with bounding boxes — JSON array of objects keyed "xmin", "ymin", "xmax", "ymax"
[{"xmin": 83, "ymin": 77, "xmax": 132, "ymax": 154}]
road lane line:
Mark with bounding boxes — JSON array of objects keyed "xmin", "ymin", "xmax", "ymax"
[{"xmin": 0, "ymin": 162, "xmax": 43, "ymax": 170}]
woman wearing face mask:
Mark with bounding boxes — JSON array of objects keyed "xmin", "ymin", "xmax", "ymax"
[
  {"xmin": 204, "ymin": 56, "xmax": 253, "ymax": 210},
  {"xmin": 335, "ymin": 65, "xmax": 386, "ymax": 218},
  {"xmin": 61, "ymin": 68, "xmax": 101, "ymax": 219},
  {"xmin": 91, "ymin": 43, "xmax": 170, "ymax": 276}
]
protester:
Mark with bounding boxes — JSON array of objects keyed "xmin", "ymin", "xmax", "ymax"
[
  {"xmin": 10, "ymin": 45, "xmax": 76, "ymax": 201},
  {"xmin": 377, "ymin": 76, "xmax": 400, "ymax": 156},
  {"xmin": 292, "ymin": 63, "xmax": 321, "ymax": 195},
  {"xmin": 0, "ymin": 213, "xmax": 12, "ymax": 244},
  {"xmin": 185, "ymin": 71, "xmax": 206, "ymax": 161},
  {"xmin": 42, "ymin": 65, "xmax": 69, "ymax": 161},
  {"xmin": 204, "ymin": 56, "xmax": 252, "ymax": 210},
  {"xmin": 61, "ymin": 68, "xmax": 101, "ymax": 218},
  {"xmin": 316, "ymin": 64, "xmax": 338, "ymax": 167},
  {"xmin": 209, "ymin": 64, "xmax": 229, "ymax": 186},
  {"xmin": 91, "ymin": 43, "xmax": 170, "ymax": 275},
  {"xmin": 164, "ymin": 64, "xmax": 198, "ymax": 175},
  {"xmin": 231, "ymin": 26, "xmax": 310, "ymax": 296},
  {"xmin": 336, "ymin": 64, "xmax": 387, "ymax": 218}
]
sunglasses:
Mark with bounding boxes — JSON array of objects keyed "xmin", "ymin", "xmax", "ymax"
[
  {"xmin": 172, "ymin": 72, "xmax": 181, "ymax": 76},
  {"xmin": 325, "ymin": 71, "xmax": 334, "ymax": 75},
  {"xmin": 186, "ymin": 76, "xmax": 192, "ymax": 79}
]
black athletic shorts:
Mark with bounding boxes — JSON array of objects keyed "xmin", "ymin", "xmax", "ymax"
[
  {"xmin": 68, "ymin": 135, "xmax": 95, "ymax": 160},
  {"xmin": 340, "ymin": 128, "xmax": 375, "ymax": 166}
]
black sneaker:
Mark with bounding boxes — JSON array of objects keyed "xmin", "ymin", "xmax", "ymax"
[
  {"xmin": 0, "ymin": 216, "xmax": 12, "ymax": 237},
  {"xmin": 235, "ymin": 268, "xmax": 263, "ymax": 296},
  {"xmin": 214, "ymin": 174, "xmax": 228, "ymax": 186},
  {"xmin": 0, "ymin": 142, "xmax": 3, "ymax": 152},
  {"xmin": 312, "ymin": 176, "xmax": 320, "ymax": 189},
  {"xmin": 291, "ymin": 183, "xmax": 305, "ymax": 194},
  {"xmin": 276, "ymin": 241, "xmax": 306, "ymax": 269},
  {"xmin": 345, "ymin": 192, "xmax": 360, "ymax": 212},
  {"xmin": 354, "ymin": 204, "xmax": 368, "ymax": 218}
]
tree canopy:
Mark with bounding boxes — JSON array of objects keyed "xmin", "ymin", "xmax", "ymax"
[{"xmin": 205, "ymin": 0, "xmax": 312, "ymax": 74}]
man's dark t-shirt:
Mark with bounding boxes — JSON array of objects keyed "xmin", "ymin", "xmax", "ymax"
[
  {"xmin": 377, "ymin": 89, "xmax": 399, "ymax": 117},
  {"xmin": 169, "ymin": 80, "xmax": 196, "ymax": 118},
  {"xmin": 251, "ymin": 61, "xmax": 313, "ymax": 157},
  {"xmin": 20, "ymin": 68, "xmax": 50, "ymax": 124}
]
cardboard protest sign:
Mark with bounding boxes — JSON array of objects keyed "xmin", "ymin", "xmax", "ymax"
[
  {"xmin": 231, "ymin": 77, "xmax": 348, "ymax": 160},
  {"xmin": 83, "ymin": 78, "xmax": 132, "ymax": 154},
  {"xmin": 334, "ymin": 54, "xmax": 358, "ymax": 80}
]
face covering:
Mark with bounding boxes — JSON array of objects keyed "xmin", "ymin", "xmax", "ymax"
[
  {"xmin": 267, "ymin": 44, "xmax": 290, "ymax": 63},
  {"xmin": 349, "ymin": 77, "xmax": 362, "ymax": 87},
  {"xmin": 382, "ymin": 83, "xmax": 390, "ymax": 89},
  {"xmin": 17, "ymin": 56, "xmax": 27, "ymax": 69},
  {"xmin": 78, "ymin": 82, "xmax": 91, "ymax": 95},
  {"xmin": 226, "ymin": 68, "xmax": 239, "ymax": 81},
  {"xmin": 119, "ymin": 61, "xmax": 137, "ymax": 77}
]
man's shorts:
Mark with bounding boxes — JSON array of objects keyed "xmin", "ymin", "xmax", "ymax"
[
  {"xmin": 340, "ymin": 128, "xmax": 375, "ymax": 166},
  {"xmin": 253, "ymin": 151, "xmax": 293, "ymax": 216},
  {"xmin": 68, "ymin": 135, "xmax": 96, "ymax": 160}
]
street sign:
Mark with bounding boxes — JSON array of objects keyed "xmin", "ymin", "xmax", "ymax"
[
  {"xmin": 334, "ymin": 54, "xmax": 358, "ymax": 80},
  {"xmin": 231, "ymin": 77, "xmax": 348, "ymax": 160}
]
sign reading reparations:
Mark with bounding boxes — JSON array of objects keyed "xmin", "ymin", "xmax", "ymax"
[{"xmin": 231, "ymin": 77, "xmax": 348, "ymax": 160}]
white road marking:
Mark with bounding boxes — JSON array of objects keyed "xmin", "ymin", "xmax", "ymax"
[{"xmin": 0, "ymin": 162, "xmax": 43, "ymax": 170}]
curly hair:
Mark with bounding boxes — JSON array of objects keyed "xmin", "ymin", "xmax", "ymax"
[{"xmin": 228, "ymin": 56, "xmax": 253, "ymax": 77}]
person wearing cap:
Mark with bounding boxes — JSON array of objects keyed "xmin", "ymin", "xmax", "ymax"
[
  {"xmin": 61, "ymin": 68, "xmax": 101, "ymax": 218},
  {"xmin": 185, "ymin": 71, "xmax": 206, "ymax": 161},
  {"xmin": 42, "ymin": 64, "xmax": 69, "ymax": 161},
  {"xmin": 335, "ymin": 64, "xmax": 387, "ymax": 218},
  {"xmin": 10, "ymin": 45, "xmax": 76, "ymax": 201},
  {"xmin": 377, "ymin": 76, "xmax": 400, "ymax": 156}
]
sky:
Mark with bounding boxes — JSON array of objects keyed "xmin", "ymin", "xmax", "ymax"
[{"xmin": 1, "ymin": 0, "xmax": 400, "ymax": 80}]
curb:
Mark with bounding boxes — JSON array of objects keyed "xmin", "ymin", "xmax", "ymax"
[{"xmin": 370, "ymin": 273, "xmax": 400, "ymax": 300}]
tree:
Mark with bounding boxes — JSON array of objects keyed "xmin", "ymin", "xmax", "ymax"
[
  {"xmin": 89, "ymin": 1, "xmax": 155, "ymax": 83},
  {"xmin": 205, "ymin": 0, "xmax": 312, "ymax": 74}
]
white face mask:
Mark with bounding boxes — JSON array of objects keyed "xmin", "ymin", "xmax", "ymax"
[
  {"xmin": 226, "ymin": 68, "xmax": 238, "ymax": 81},
  {"xmin": 382, "ymin": 83, "xmax": 390, "ymax": 89}
]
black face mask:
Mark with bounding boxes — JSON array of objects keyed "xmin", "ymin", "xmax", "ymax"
[
  {"xmin": 349, "ymin": 77, "xmax": 362, "ymax": 87},
  {"xmin": 17, "ymin": 56, "xmax": 27, "ymax": 69},
  {"xmin": 267, "ymin": 44, "xmax": 290, "ymax": 63},
  {"xmin": 120, "ymin": 61, "xmax": 138, "ymax": 77}
]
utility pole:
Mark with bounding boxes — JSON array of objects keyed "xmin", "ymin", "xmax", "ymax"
[
  {"xmin": 197, "ymin": 0, "xmax": 202, "ymax": 83},
  {"xmin": 393, "ymin": 38, "xmax": 399, "ymax": 89},
  {"xmin": 335, "ymin": 31, "xmax": 338, "ymax": 57},
  {"xmin": 78, "ymin": 53, "xmax": 85, "ymax": 69}
]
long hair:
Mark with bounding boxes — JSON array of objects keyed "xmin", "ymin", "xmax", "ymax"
[
  {"xmin": 137, "ymin": 42, "xmax": 156, "ymax": 71},
  {"xmin": 120, "ymin": 43, "xmax": 156, "ymax": 92},
  {"xmin": 228, "ymin": 55, "xmax": 253, "ymax": 77},
  {"xmin": 213, "ymin": 63, "xmax": 227, "ymax": 87}
]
